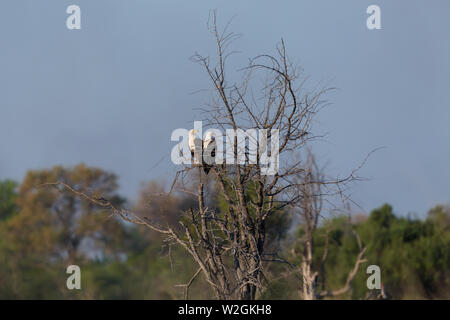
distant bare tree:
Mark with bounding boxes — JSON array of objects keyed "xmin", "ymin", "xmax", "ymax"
[{"xmin": 290, "ymin": 152, "xmax": 367, "ymax": 300}]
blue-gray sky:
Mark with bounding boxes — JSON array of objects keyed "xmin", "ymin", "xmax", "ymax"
[{"xmin": 1, "ymin": 1, "xmax": 449, "ymax": 217}]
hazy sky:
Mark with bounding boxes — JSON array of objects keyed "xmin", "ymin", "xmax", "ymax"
[{"xmin": 1, "ymin": 1, "xmax": 449, "ymax": 217}]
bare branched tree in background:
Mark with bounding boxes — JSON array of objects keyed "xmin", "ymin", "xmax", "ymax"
[{"xmin": 290, "ymin": 152, "xmax": 367, "ymax": 300}]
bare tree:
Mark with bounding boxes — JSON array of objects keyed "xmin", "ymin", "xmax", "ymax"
[
  {"xmin": 169, "ymin": 12, "xmax": 331, "ymax": 299},
  {"xmin": 46, "ymin": 12, "xmax": 368, "ymax": 300},
  {"xmin": 289, "ymin": 152, "xmax": 367, "ymax": 300}
]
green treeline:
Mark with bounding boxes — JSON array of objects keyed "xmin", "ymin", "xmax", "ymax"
[{"xmin": 0, "ymin": 164, "xmax": 449, "ymax": 299}]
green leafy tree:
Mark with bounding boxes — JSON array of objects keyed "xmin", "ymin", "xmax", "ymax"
[
  {"xmin": 0, "ymin": 180, "xmax": 17, "ymax": 220},
  {"xmin": 0, "ymin": 164, "xmax": 126, "ymax": 299}
]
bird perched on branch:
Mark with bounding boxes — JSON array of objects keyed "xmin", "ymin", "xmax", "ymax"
[
  {"xmin": 203, "ymin": 131, "xmax": 216, "ymax": 175},
  {"xmin": 188, "ymin": 129, "xmax": 203, "ymax": 165},
  {"xmin": 188, "ymin": 129, "xmax": 216, "ymax": 174}
]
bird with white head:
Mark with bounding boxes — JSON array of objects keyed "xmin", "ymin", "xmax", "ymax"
[
  {"xmin": 188, "ymin": 129, "xmax": 216, "ymax": 174},
  {"xmin": 203, "ymin": 131, "xmax": 216, "ymax": 174},
  {"xmin": 188, "ymin": 129, "xmax": 203, "ymax": 165}
]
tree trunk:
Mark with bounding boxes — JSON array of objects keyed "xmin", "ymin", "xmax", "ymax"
[
  {"xmin": 301, "ymin": 258, "xmax": 316, "ymax": 300},
  {"xmin": 301, "ymin": 238, "xmax": 317, "ymax": 300}
]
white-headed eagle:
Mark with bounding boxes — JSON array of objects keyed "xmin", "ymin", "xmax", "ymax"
[{"xmin": 188, "ymin": 129, "xmax": 216, "ymax": 175}]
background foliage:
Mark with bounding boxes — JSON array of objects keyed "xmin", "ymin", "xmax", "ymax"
[{"xmin": 0, "ymin": 165, "xmax": 448, "ymax": 299}]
